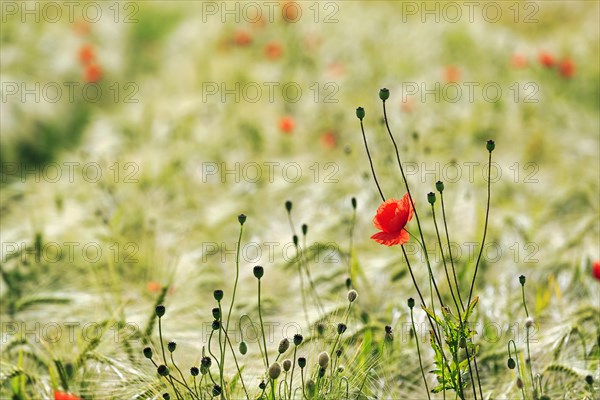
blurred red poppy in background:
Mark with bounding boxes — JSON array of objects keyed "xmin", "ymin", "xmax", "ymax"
[
  {"xmin": 444, "ymin": 65, "xmax": 460, "ymax": 83},
  {"xmin": 320, "ymin": 131, "xmax": 337, "ymax": 149},
  {"xmin": 265, "ymin": 42, "xmax": 283, "ymax": 59},
  {"xmin": 233, "ymin": 30, "xmax": 252, "ymax": 46},
  {"xmin": 278, "ymin": 116, "xmax": 295, "ymax": 134},
  {"xmin": 558, "ymin": 57, "xmax": 575, "ymax": 78},
  {"xmin": 592, "ymin": 260, "xmax": 600, "ymax": 281},
  {"xmin": 511, "ymin": 53, "xmax": 528, "ymax": 69},
  {"xmin": 55, "ymin": 391, "xmax": 80, "ymax": 400},
  {"xmin": 371, "ymin": 193, "xmax": 414, "ymax": 246},
  {"xmin": 538, "ymin": 51, "xmax": 555, "ymax": 68},
  {"xmin": 84, "ymin": 63, "xmax": 102, "ymax": 83},
  {"xmin": 78, "ymin": 44, "xmax": 95, "ymax": 65}
]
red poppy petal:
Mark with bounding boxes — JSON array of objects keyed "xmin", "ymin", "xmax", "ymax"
[
  {"xmin": 371, "ymin": 229, "xmax": 410, "ymax": 246},
  {"xmin": 373, "ymin": 199, "xmax": 399, "ymax": 232}
]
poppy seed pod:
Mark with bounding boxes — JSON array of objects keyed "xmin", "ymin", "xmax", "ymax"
[
  {"xmin": 268, "ymin": 362, "xmax": 282, "ymax": 380},
  {"xmin": 167, "ymin": 341, "xmax": 176, "ymax": 352},
  {"xmin": 345, "ymin": 278, "xmax": 352, "ymax": 289},
  {"xmin": 302, "ymin": 224, "xmax": 308, "ymax": 236},
  {"xmin": 347, "ymin": 289, "xmax": 358, "ymax": 303},
  {"xmin": 585, "ymin": 375, "xmax": 593, "ymax": 385},
  {"xmin": 335, "ymin": 348, "xmax": 343, "ymax": 357},
  {"xmin": 238, "ymin": 214, "xmax": 246, "ymax": 225},
  {"xmin": 507, "ymin": 358, "xmax": 516, "ymax": 369},
  {"xmin": 298, "ymin": 357, "xmax": 306, "ymax": 368},
  {"xmin": 212, "ymin": 307, "xmax": 221, "ymax": 320},
  {"xmin": 157, "ymin": 365, "xmax": 169, "ymax": 376},
  {"xmin": 408, "ymin": 298, "xmax": 415, "ymax": 309},
  {"xmin": 278, "ymin": 338, "xmax": 290, "ymax": 354},
  {"xmin": 486, "ymin": 139, "xmax": 496, "ymax": 152},
  {"xmin": 285, "ymin": 201, "xmax": 292, "ymax": 213},
  {"xmin": 351, "ymin": 197, "xmax": 357, "ymax": 209},
  {"xmin": 282, "ymin": 359, "xmax": 292, "ymax": 372},
  {"xmin": 293, "ymin": 235, "xmax": 298, "ymax": 246},
  {"xmin": 356, "ymin": 107, "xmax": 365, "ymax": 120},
  {"xmin": 436, "ymin": 181, "xmax": 444, "ymax": 192},
  {"xmin": 162, "ymin": 393, "xmax": 170, "ymax": 400},
  {"xmin": 212, "ymin": 320, "xmax": 221, "ymax": 330},
  {"xmin": 519, "ymin": 275, "xmax": 526, "ymax": 286},
  {"xmin": 318, "ymin": 367, "xmax": 326, "ymax": 378},
  {"xmin": 190, "ymin": 367, "xmax": 199, "ymax": 376},
  {"xmin": 253, "ymin": 266, "xmax": 264, "ymax": 279},
  {"xmin": 214, "ymin": 290, "xmax": 224, "ymax": 301},
  {"xmin": 427, "ymin": 192, "xmax": 436, "ymax": 205},
  {"xmin": 337, "ymin": 323, "xmax": 347, "ymax": 335},
  {"xmin": 259, "ymin": 381, "xmax": 266, "ymax": 390},
  {"xmin": 143, "ymin": 347, "xmax": 153, "ymax": 359},
  {"xmin": 201, "ymin": 356, "xmax": 212, "ymax": 371},
  {"xmin": 155, "ymin": 305, "xmax": 166, "ymax": 318},
  {"xmin": 239, "ymin": 341, "xmax": 248, "ymax": 355},
  {"xmin": 293, "ymin": 334, "xmax": 303, "ymax": 346},
  {"xmin": 379, "ymin": 88, "xmax": 390, "ymax": 101},
  {"xmin": 516, "ymin": 377, "xmax": 523, "ymax": 389},
  {"xmin": 316, "ymin": 323, "xmax": 325, "ymax": 336},
  {"xmin": 318, "ymin": 351, "xmax": 330, "ymax": 368}
]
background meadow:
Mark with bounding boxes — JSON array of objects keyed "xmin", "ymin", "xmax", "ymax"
[{"xmin": 0, "ymin": 1, "xmax": 599, "ymax": 399}]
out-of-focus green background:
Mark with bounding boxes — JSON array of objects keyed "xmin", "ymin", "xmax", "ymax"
[{"xmin": 1, "ymin": 1, "xmax": 599, "ymax": 398}]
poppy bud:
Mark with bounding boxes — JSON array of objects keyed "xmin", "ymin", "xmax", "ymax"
[
  {"xmin": 507, "ymin": 358, "xmax": 516, "ymax": 369},
  {"xmin": 459, "ymin": 338, "xmax": 466, "ymax": 348},
  {"xmin": 239, "ymin": 341, "xmax": 248, "ymax": 355},
  {"xmin": 214, "ymin": 290, "xmax": 224, "ymax": 301},
  {"xmin": 143, "ymin": 347, "xmax": 153, "ymax": 359},
  {"xmin": 306, "ymin": 379, "xmax": 316, "ymax": 396},
  {"xmin": 293, "ymin": 235, "xmax": 298, "ymax": 246},
  {"xmin": 345, "ymin": 278, "xmax": 352, "ymax": 289},
  {"xmin": 379, "ymin": 88, "xmax": 390, "ymax": 101},
  {"xmin": 317, "ymin": 323, "xmax": 325, "ymax": 336},
  {"xmin": 318, "ymin": 367, "xmax": 326, "ymax": 377},
  {"xmin": 285, "ymin": 200, "xmax": 292, "ymax": 213},
  {"xmin": 155, "ymin": 305, "xmax": 166, "ymax": 318},
  {"xmin": 298, "ymin": 357, "xmax": 307, "ymax": 368},
  {"xmin": 282, "ymin": 359, "xmax": 292, "ymax": 372},
  {"xmin": 212, "ymin": 384, "xmax": 222, "ymax": 396},
  {"xmin": 427, "ymin": 192, "xmax": 436, "ymax": 205},
  {"xmin": 259, "ymin": 381, "xmax": 266, "ymax": 390},
  {"xmin": 167, "ymin": 341, "xmax": 176, "ymax": 352},
  {"xmin": 212, "ymin": 320, "xmax": 221, "ymax": 330},
  {"xmin": 351, "ymin": 197, "xmax": 357, "ymax": 209},
  {"xmin": 278, "ymin": 338, "xmax": 290, "ymax": 354},
  {"xmin": 253, "ymin": 266, "xmax": 264, "ymax": 279},
  {"xmin": 337, "ymin": 323, "xmax": 347, "ymax": 335},
  {"xmin": 516, "ymin": 377, "xmax": 523, "ymax": 389},
  {"xmin": 157, "ymin": 365, "xmax": 170, "ymax": 376},
  {"xmin": 238, "ymin": 214, "xmax": 247, "ymax": 225},
  {"xmin": 335, "ymin": 348, "xmax": 343, "ymax": 357},
  {"xmin": 201, "ymin": 357, "xmax": 212, "ymax": 369},
  {"xmin": 190, "ymin": 367, "xmax": 199, "ymax": 376},
  {"xmin": 347, "ymin": 289, "xmax": 358, "ymax": 303},
  {"xmin": 212, "ymin": 307, "xmax": 221, "ymax": 320},
  {"xmin": 408, "ymin": 298, "xmax": 415, "ymax": 309},
  {"xmin": 519, "ymin": 275, "xmax": 526, "ymax": 286},
  {"xmin": 356, "ymin": 107, "xmax": 365, "ymax": 120},
  {"xmin": 486, "ymin": 140, "xmax": 495, "ymax": 153},
  {"xmin": 293, "ymin": 334, "xmax": 303, "ymax": 346},
  {"xmin": 585, "ymin": 375, "xmax": 593, "ymax": 385},
  {"xmin": 318, "ymin": 351, "xmax": 330, "ymax": 368},
  {"xmin": 302, "ymin": 224, "xmax": 308, "ymax": 236},
  {"xmin": 436, "ymin": 181, "xmax": 444, "ymax": 192},
  {"xmin": 162, "ymin": 393, "xmax": 170, "ymax": 400},
  {"xmin": 268, "ymin": 362, "xmax": 282, "ymax": 380},
  {"xmin": 525, "ymin": 317, "xmax": 534, "ymax": 329},
  {"xmin": 338, "ymin": 365, "xmax": 345, "ymax": 373},
  {"xmin": 385, "ymin": 325, "xmax": 393, "ymax": 342}
]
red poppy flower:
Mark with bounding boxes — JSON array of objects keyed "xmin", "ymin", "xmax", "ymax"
[
  {"xmin": 233, "ymin": 30, "xmax": 251, "ymax": 46},
  {"xmin": 55, "ymin": 391, "xmax": 80, "ymax": 400},
  {"xmin": 147, "ymin": 281, "xmax": 161, "ymax": 293},
  {"xmin": 320, "ymin": 131, "xmax": 337, "ymax": 149},
  {"xmin": 278, "ymin": 116, "xmax": 295, "ymax": 134},
  {"xmin": 592, "ymin": 260, "xmax": 600, "ymax": 281},
  {"xmin": 371, "ymin": 193, "xmax": 414, "ymax": 246},
  {"xmin": 84, "ymin": 63, "xmax": 102, "ymax": 83},
  {"xmin": 511, "ymin": 53, "xmax": 528, "ymax": 69},
  {"xmin": 538, "ymin": 51, "xmax": 554, "ymax": 68},
  {"xmin": 265, "ymin": 42, "xmax": 283, "ymax": 60},
  {"xmin": 444, "ymin": 65, "xmax": 460, "ymax": 83},
  {"xmin": 78, "ymin": 44, "xmax": 95, "ymax": 65},
  {"xmin": 558, "ymin": 57, "xmax": 575, "ymax": 78}
]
